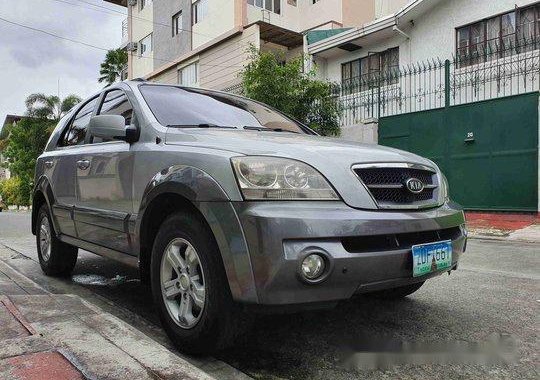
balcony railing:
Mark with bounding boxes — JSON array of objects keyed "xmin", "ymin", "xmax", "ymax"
[{"xmin": 121, "ymin": 18, "xmax": 129, "ymax": 47}]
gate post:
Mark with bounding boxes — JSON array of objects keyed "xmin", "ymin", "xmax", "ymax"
[{"xmin": 444, "ymin": 59, "xmax": 451, "ymax": 108}]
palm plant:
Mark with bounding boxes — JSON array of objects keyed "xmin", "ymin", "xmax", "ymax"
[
  {"xmin": 99, "ymin": 49, "xmax": 128, "ymax": 86},
  {"xmin": 25, "ymin": 94, "xmax": 82, "ymax": 120}
]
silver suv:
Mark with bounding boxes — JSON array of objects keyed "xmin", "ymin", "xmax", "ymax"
[{"xmin": 33, "ymin": 81, "xmax": 466, "ymax": 353}]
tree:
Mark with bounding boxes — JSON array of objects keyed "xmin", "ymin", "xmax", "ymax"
[
  {"xmin": 241, "ymin": 48, "xmax": 341, "ymax": 136},
  {"xmin": 2, "ymin": 118, "xmax": 55, "ymax": 205},
  {"xmin": 99, "ymin": 48, "xmax": 128, "ymax": 86},
  {"xmin": 25, "ymin": 93, "xmax": 81, "ymax": 120},
  {"xmin": 0, "ymin": 122, "xmax": 13, "ymax": 151}
]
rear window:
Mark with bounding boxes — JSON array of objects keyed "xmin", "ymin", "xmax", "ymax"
[{"xmin": 139, "ymin": 84, "xmax": 312, "ymax": 134}]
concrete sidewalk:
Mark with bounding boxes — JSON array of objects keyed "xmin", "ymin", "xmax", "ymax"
[
  {"xmin": 466, "ymin": 211, "xmax": 540, "ymax": 243},
  {"xmin": 0, "ymin": 259, "xmax": 215, "ymax": 380}
]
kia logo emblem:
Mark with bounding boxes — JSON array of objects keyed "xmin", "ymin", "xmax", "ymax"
[{"xmin": 405, "ymin": 178, "xmax": 424, "ymax": 194}]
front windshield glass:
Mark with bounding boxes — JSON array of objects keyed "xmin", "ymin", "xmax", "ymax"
[{"xmin": 139, "ymin": 84, "xmax": 312, "ymax": 134}]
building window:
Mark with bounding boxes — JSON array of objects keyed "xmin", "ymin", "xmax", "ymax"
[
  {"xmin": 178, "ymin": 62, "xmax": 199, "ymax": 87},
  {"xmin": 192, "ymin": 0, "xmax": 208, "ymax": 25},
  {"xmin": 139, "ymin": 0, "xmax": 151, "ymax": 11},
  {"xmin": 341, "ymin": 47, "xmax": 399, "ymax": 94},
  {"xmin": 456, "ymin": 4, "xmax": 540, "ymax": 66},
  {"xmin": 139, "ymin": 33, "xmax": 152, "ymax": 56},
  {"xmin": 247, "ymin": 0, "xmax": 281, "ymax": 15},
  {"xmin": 312, "ymin": 0, "xmax": 320, "ymax": 4},
  {"xmin": 172, "ymin": 11, "xmax": 182, "ymax": 36}
]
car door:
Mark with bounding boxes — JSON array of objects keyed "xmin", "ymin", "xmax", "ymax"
[
  {"xmin": 73, "ymin": 89, "xmax": 135, "ymax": 254},
  {"xmin": 49, "ymin": 96, "xmax": 100, "ymax": 237}
]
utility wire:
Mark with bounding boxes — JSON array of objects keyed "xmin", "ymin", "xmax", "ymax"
[
  {"xmin": 48, "ymin": 0, "xmax": 218, "ymax": 40},
  {"xmin": 0, "ymin": 15, "xmax": 247, "ymax": 70}
]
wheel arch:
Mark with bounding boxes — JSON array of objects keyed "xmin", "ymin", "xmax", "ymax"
[
  {"xmin": 32, "ymin": 176, "xmax": 57, "ymax": 235},
  {"xmin": 136, "ymin": 166, "xmax": 258, "ymax": 303}
]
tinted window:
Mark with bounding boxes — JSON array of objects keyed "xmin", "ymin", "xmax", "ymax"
[
  {"xmin": 139, "ymin": 85, "xmax": 311, "ymax": 134},
  {"xmin": 98, "ymin": 90, "xmax": 133, "ymax": 124},
  {"xmin": 63, "ymin": 97, "xmax": 98, "ymax": 146}
]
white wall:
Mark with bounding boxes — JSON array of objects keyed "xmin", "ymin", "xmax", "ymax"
[
  {"xmin": 131, "ymin": 0, "xmax": 154, "ymax": 78},
  {"xmin": 374, "ymin": 0, "xmax": 408, "ymax": 19},
  {"xmin": 192, "ymin": 0, "xmax": 236, "ymax": 49},
  {"xmin": 404, "ymin": 0, "xmax": 536, "ymax": 64},
  {"xmin": 246, "ymin": 0, "xmax": 345, "ymax": 32}
]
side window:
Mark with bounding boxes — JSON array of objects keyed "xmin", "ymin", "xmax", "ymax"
[
  {"xmin": 99, "ymin": 90, "xmax": 133, "ymax": 123},
  {"xmin": 93, "ymin": 90, "xmax": 134, "ymax": 143},
  {"xmin": 62, "ymin": 97, "xmax": 98, "ymax": 146}
]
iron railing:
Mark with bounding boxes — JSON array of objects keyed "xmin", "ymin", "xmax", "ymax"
[{"xmin": 332, "ymin": 37, "xmax": 540, "ymax": 127}]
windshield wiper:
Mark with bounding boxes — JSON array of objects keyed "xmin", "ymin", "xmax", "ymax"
[
  {"xmin": 243, "ymin": 126, "xmax": 299, "ymax": 134},
  {"xmin": 167, "ymin": 123, "xmax": 237, "ymax": 129}
]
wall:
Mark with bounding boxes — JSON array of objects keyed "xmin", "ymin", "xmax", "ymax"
[
  {"xmin": 245, "ymin": 0, "xmax": 371, "ymax": 33},
  {"xmin": 374, "ymin": 0, "xmax": 408, "ymax": 19},
  {"xmin": 131, "ymin": 0, "xmax": 154, "ymax": 78},
  {"xmin": 200, "ymin": 24, "xmax": 260, "ymax": 89},
  {"xmin": 192, "ymin": 0, "xmax": 236, "ymax": 49},
  {"xmin": 153, "ymin": 0, "xmax": 192, "ymax": 69},
  {"xmin": 150, "ymin": 24, "xmax": 260, "ymax": 89},
  {"xmin": 343, "ymin": 0, "xmax": 375, "ymax": 27}
]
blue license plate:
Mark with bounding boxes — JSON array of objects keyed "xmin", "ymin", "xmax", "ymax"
[{"xmin": 411, "ymin": 240, "xmax": 452, "ymax": 277}]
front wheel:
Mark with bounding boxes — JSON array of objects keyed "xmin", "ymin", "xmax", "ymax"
[
  {"xmin": 36, "ymin": 205, "xmax": 78, "ymax": 276},
  {"xmin": 150, "ymin": 211, "xmax": 244, "ymax": 354},
  {"xmin": 366, "ymin": 281, "xmax": 425, "ymax": 299}
]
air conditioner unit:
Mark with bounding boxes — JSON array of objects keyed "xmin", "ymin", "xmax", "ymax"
[
  {"xmin": 126, "ymin": 42, "xmax": 138, "ymax": 52},
  {"xmin": 127, "ymin": 0, "xmax": 137, "ymax": 7}
]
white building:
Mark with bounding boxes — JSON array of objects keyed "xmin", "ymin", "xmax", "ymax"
[{"xmin": 308, "ymin": 0, "xmax": 540, "ymax": 86}]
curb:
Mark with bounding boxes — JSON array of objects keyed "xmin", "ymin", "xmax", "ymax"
[{"xmin": 0, "ymin": 259, "xmax": 217, "ymax": 380}]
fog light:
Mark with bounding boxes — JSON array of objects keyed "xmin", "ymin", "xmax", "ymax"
[{"xmin": 301, "ymin": 254, "xmax": 325, "ymax": 280}]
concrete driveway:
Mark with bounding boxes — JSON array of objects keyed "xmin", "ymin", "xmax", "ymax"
[{"xmin": 0, "ymin": 211, "xmax": 538, "ymax": 380}]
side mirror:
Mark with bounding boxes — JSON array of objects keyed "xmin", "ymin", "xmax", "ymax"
[{"xmin": 88, "ymin": 115, "xmax": 138, "ymax": 143}]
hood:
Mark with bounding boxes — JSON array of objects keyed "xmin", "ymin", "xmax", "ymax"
[{"xmin": 165, "ymin": 128, "xmax": 439, "ymax": 209}]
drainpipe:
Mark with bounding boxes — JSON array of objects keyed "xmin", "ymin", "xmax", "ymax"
[{"xmin": 393, "ymin": 17, "xmax": 412, "ymax": 63}]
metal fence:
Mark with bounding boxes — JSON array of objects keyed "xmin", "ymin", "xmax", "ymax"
[{"xmin": 333, "ymin": 38, "xmax": 540, "ymax": 127}]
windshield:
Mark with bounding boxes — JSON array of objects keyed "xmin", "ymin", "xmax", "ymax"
[{"xmin": 139, "ymin": 84, "xmax": 313, "ymax": 134}]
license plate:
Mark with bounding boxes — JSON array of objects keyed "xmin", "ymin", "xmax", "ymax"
[{"xmin": 411, "ymin": 240, "xmax": 452, "ymax": 277}]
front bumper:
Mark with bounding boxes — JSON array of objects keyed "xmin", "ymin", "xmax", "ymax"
[{"xmin": 232, "ymin": 201, "xmax": 466, "ymax": 305}]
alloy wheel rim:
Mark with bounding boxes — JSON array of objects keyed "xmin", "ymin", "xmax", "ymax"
[
  {"xmin": 39, "ymin": 217, "xmax": 51, "ymax": 261},
  {"xmin": 160, "ymin": 238, "xmax": 206, "ymax": 329}
]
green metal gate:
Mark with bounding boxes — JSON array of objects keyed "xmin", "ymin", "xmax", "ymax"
[{"xmin": 379, "ymin": 92, "xmax": 539, "ymax": 211}]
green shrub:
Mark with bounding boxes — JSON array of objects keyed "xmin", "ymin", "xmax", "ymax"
[
  {"xmin": 241, "ymin": 47, "xmax": 340, "ymax": 136},
  {"xmin": 0, "ymin": 177, "xmax": 29, "ymax": 206}
]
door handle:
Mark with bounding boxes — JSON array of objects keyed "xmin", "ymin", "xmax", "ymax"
[
  {"xmin": 76, "ymin": 159, "xmax": 90, "ymax": 170},
  {"xmin": 44, "ymin": 160, "xmax": 54, "ymax": 169}
]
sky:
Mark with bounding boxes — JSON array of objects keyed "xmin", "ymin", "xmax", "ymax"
[{"xmin": 0, "ymin": 0, "xmax": 124, "ymax": 129}]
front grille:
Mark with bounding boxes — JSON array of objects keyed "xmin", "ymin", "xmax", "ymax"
[
  {"xmin": 341, "ymin": 226, "xmax": 462, "ymax": 254},
  {"xmin": 353, "ymin": 165, "xmax": 439, "ymax": 209}
]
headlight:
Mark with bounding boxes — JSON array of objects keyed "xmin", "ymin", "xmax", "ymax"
[
  {"xmin": 231, "ymin": 156, "xmax": 339, "ymax": 200},
  {"xmin": 440, "ymin": 173, "xmax": 450, "ymax": 203}
]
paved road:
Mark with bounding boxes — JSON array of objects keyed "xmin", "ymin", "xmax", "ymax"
[{"xmin": 0, "ymin": 211, "xmax": 538, "ymax": 380}]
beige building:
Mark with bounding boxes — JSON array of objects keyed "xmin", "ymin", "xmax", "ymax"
[{"xmin": 105, "ymin": 0, "xmax": 382, "ymax": 90}]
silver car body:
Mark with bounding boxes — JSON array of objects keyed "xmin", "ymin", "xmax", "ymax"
[{"xmin": 33, "ymin": 81, "xmax": 466, "ymax": 306}]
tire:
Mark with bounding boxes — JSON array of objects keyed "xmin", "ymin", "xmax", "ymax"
[
  {"xmin": 150, "ymin": 211, "xmax": 244, "ymax": 354},
  {"xmin": 36, "ymin": 204, "xmax": 78, "ymax": 277},
  {"xmin": 366, "ymin": 281, "xmax": 425, "ymax": 300}
]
